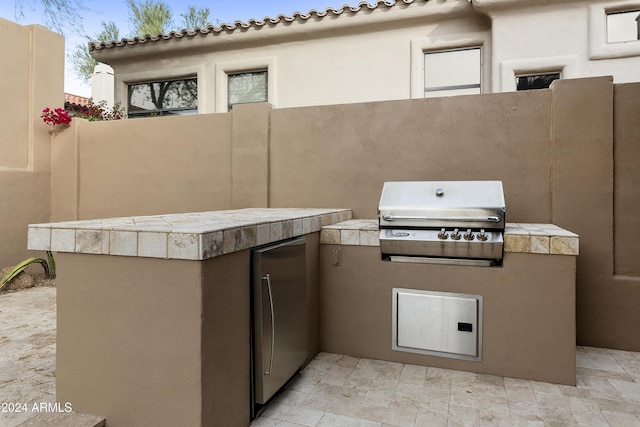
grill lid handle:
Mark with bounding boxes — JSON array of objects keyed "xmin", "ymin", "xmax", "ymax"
[{"xmin": 381, "ymin": 214, "xmax": 502, "ymax": 223}]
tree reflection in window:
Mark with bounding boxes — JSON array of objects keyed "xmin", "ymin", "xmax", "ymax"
[{"xmin": 128, "ymin": 78, "xmax": 197, "ymax": 118}]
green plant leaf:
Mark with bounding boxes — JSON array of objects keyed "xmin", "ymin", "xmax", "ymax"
[{"xmin": 0, "ymin": 257, "xmax": 51, "ymax": 291}]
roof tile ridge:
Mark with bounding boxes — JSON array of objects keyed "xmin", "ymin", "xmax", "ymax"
[{"xmin": 88, "ymin": 0, "xmax": 425, "ymax": 51}]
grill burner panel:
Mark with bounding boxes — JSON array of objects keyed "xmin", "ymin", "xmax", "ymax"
[
  {"xmin": 379, "ymin": 228, "xmax": 503, "ymax": 261},
  {"xmin": 378, "ymin": 181, "xmax": 506, "ymax": 265}
]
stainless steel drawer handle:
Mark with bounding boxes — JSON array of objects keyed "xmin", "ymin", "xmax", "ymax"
[
  {"xmin": 382, "ymin": 214, "xmax": 501, "ymax": 223},
  {"xmin": 262, "ymin": 273, "xmax": 275, "ymax": 377}
]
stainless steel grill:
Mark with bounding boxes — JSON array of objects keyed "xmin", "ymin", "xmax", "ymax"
[{"xmin": 378, "ymin": 181, "xmax": 506, "ymax": 266}]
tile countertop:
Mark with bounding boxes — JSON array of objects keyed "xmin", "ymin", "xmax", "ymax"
[
  {"xmin": 320, "ymin": 220, "xmax": 579, "ymax": 256},
  {"xmin": 27, "ymin": 208, "xmax": 352, "ymax": 261}
]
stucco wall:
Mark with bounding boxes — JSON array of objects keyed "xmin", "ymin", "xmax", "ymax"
[
  {"xmin": 45, "ymin": 76, "xmax": 640, "ymax": 351},
  {"xmin": 487, "ymin": 1, "xmax": 640, "ymax": 92},
  {"xmin": 0, "ymin": 19, "xmax": 62, "ymax": 268},
  {"xmin": 269, "ymin": 90, "xmax": 552, "ymax": 221},
  {"xmin": 320, "ymin": 247, "xmax": 577, "ymax": 385},
  {"xmin": 69, "ymin": 113, "xmax": 234, "ymax": 220}
]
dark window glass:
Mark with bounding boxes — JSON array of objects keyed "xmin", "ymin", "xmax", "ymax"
[
  {"xmin": 516, "ymin": 73, "xmax": 560, "ymax": 91},
  {"xmin": 128, "ymin": 78, "xmax": 197, "ymax": 118}
]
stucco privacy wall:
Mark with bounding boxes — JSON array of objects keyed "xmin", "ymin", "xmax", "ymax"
[
  {"xmin": 269, "ymin": 90, "xmax": 552, "ymax": 221},
  {"xmin": 0, "ymin": 19, "xmax": 62, "ymax": 267},
  {"xmin": 59, "ymin": 113, "xmax": 235, "ymax": 220},
  {"xmin": 49, "ymin": 76, "xmax": 640, "ymax": 350}
]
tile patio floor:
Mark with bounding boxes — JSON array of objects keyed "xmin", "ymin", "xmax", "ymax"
[
  {"xmin": 2, "ymin": 287, "xmax": 640, "ymax": 426},
  {"xmin": 251, "ymin": 351, "xmax": 640, "ymax": 427}
]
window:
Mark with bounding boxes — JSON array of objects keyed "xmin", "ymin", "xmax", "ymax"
[
  {"xmin": 607, "ymin": 10, "xmax": 640, "ymax": 43},
  {"xmin": 227, "ymin": 71, "xmax": 268, "ymax": 111},
  {"xmin": 516, "ymin": 73, "xmax": 561, "ymax": 91},
  {"xmin": 127, "ymin": 77, "xmax": 197, "ymax": 118},
  {"xmin": 424, "ymin": 47, "xmax": 481, "ymax": 98}
]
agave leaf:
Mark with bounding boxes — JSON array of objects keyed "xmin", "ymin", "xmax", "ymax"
[
  {"xmin": 0, "ymin": 257, "xmax": 50, "ymax": 291},
  {"xmin": 46, "ymin": 251, "xmax": 56, "ymax": 279}
]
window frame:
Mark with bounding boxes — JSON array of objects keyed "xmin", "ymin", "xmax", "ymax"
[
  {"xmin": 410, "ymin": 34, "xmax": 489, "ymax": 98},
  {"xmin": 606, "ymin": 9, "xmax": 640, "ymax": 43},
  {"xmin": 215, "ymin": 57, "xmax": 277, "ymax": 113}
]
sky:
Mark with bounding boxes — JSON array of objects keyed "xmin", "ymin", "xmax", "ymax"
[{"xmin": 0, "ymin": 0, "xmax": 367, "ymax": 97}]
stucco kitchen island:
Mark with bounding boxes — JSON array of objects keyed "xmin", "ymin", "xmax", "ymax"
[
  {"xmin": 319, "ymin": 220, "xmax": 579, "ymax": 386},
  {"xmin": 27, "ymin": 208, "xmax": 352, "ymax": 427}
]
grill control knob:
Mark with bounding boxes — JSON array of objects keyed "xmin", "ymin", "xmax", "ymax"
[
  {"xmin": 477, "ymin": 229, "xmax": 488, "ymax": 241},
  {"xmin": 437, "ymin": 228, "xmax": 448, "ymax": 240},
  {"xmin": 464, "ymin": 228, "xmax": 475, "ymax": 241},
  {"xmin": 450, "ymin": 228, "xmax": 461, "ymax": 240}
]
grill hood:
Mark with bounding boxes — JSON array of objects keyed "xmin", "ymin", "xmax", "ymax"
[
  {"xmin": 378, "ymin": 181, "xmax": 506, "ymax": 266},
  {"xmin": 378, "ymin": 181, "xmax": 505, "ymax": 230}
]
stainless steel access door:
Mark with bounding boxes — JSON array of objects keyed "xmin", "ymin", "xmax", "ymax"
[
  {"xmin": 252, "ymin": 237, "xmax": 307, "ymax": 406},
  {"xmin": 392, "ymin": 288, "xmax": 482, "ymax": 362}
]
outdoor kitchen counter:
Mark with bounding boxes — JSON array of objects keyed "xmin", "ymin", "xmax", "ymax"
[
  {"xmin": 26, "ymin": 208, "xmax": 352, "ymax": 260},
  {"xmin": 320, "ymin": 220, "xmax": 579, "ymax": 255},
  {"xmin": 28, "ymin": 208, "xmax": 352, "ymax": 427}
]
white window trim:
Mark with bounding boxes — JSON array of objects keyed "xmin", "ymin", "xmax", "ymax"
[
  {"xmin": 117, "ymin": 65, "xmax": 204, "ymax": 116},
  {"xmin": 499, "ymin": 56, "xmax": 578, "ymax": 92},
  {"xmin": 589, "ymin": 2, "xmax": 640, "ymax": 59},
  {"xmin": 410, "ymin": 34, "xmax": 490, "ymax": 98},
  {"xmin": 215, "ymin": 57, "xmax": 277, "ymax": 113}
]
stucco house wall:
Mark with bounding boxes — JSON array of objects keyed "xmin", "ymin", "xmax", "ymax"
[{"xmin": 90, "ymin": 0, "xmax": 640, "ymax": 112}]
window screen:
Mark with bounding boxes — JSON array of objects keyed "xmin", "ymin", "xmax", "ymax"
[
  {"xmin": 228, "ymin": 71, "xmax": 268, "ymax": 111},
  {"xmin": 424, "ymin": 48, "xmax": 481, "ymax": 98}
]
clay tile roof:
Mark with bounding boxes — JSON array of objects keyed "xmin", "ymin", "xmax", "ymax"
[
  {"xmin": 64, "ymin": 93, "xmax": 91, "ymax": 108},
  {"xmin": 89, "ymin": 0, "xmax": 419, "ymax": 52}
]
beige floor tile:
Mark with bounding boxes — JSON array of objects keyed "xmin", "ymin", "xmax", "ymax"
[
  {"xmin": 414, "ymin": 410, "xmax": 448, "ymax": 427},
  {"xmin": 382, "ymin": 401, "xmax": 419, "ymax": 427},
  {"xmin": 538, "ymin": 405, "xmax": 578, "ymax": 426},
  {"xmin": 447, "ymin": 404, "xmax": 480, "ymax": 425},
  {"xmin": 318, "ymin": 412, "xmax": 382, "ymax": 427},
  {"xmin": 505, "ymin": 381, "xmax": 537, "ymax": 404},
  {"xmin": 261, "ymin": 400, "xmax": 325, "ymax": 427},
  {"xmin": 535, "ymin": 391, "xmax": 602, "ymax": 413},
  {"xmin": 577, "ymin": 351, "xmax": 627, "ymax": 373},
  {"xmin": 578, "ymin": 366, "xmax": 635, "ymax": 382},
  {"xmin": 251, "ymin": 350, "xmax": 640, "ymax": 427},
  {"xmin": 596, "ymin": 396, "xmax": 640, "ymax": 417},
  {"xmin": 508, "ymin": 401, "xmax": 544, "ymax": 425},
  {"xmin": 572, "ymin": 409, "xmax": 612, "ymax": 427},
  {"xmin": 362, "ymin": 387, "xmax": 395, "ymax": 408},
  {"xmin": 582, "ymin": 375, "xmax": 625, "ymax": 401},
  {"xmin": 399, "ymin": 364, "xmax": 427, "ymax": 386},
  {"xmin": 601, "ymin": 409, "xmax": 640, "ymax": 427},
  {"xmin": 608, "ymin": 378, "xmax": 640, "ymax": 404}
]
